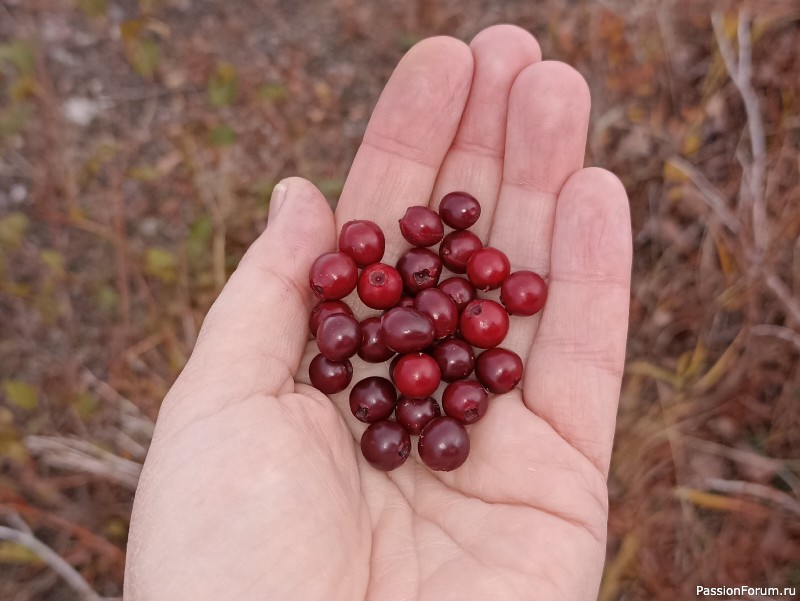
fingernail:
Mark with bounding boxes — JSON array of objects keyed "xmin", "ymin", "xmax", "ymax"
[{"xmin": 268, "ymin": 182, "xmax": 289, "ymax": 219}]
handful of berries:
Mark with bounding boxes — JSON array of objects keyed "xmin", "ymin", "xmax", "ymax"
[{"xmin": 307, "ymin": 192, "xmax": 547, "ymax": 472}]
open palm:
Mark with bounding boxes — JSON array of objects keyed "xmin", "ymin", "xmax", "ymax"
[{"xmin": 125, "ymin": 26, "xmax": 631, "ymax": 601}]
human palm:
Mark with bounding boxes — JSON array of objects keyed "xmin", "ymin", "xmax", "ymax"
[{"xmin": 125, "ymin": 26, "xmax": 631, "ymax": 601}]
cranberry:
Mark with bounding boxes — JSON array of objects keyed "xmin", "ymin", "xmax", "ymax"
[
  {"xmin": 380, "ymin": 307, "xmax": 435, "ymax": 353},
  {"xmin": 459, "ymin": 299, "xmax": 509, "ymax": 349},
  {"xmin": 442, "ymin": 380, "xmax": 488, "ymax": 425},
  {"xmin": 466, "ymin": 247, "xmax": 510, "ymax": 291},
  {"xmin": 392, "ymin": 352, "xmax": 441, "ymax": 399},
  {"xmin": 309, "ymin": 300, "xmax": 353, "ymax": 337},
  {"xmin": 396, "ymin": 296, "xmax": 415, "ymax": 308},
  {"xmin": 395, "ymin": 396, "xmax": 441, "ymax": 435},
  {"xmin": 475, "ymin": 347, "xmax": 523, "ymax": 393},
  {"xmin": 358, "ymin": 316, "xmax": 395, "ymax": 363},
  {"xmin": 308, "ymin": 354, "xmax": 353, "ymax": 394},
  {"xmin": 431, "ymin": 338, "xmax": 474, "ymax": 382},
  {"xmin": 338, "ymin": 220, "xmax": 385, "ymax": 267},
  {"xmin": 349, "ymin": 376, "xmax": 398, "ymax": 423},
  {"xmin": 413, "ymin": 288, "xmax": 458, "ymax": 339},
  {"xmin": 438, "ymin": 277, "xmax": 477, "ymax": 312},
  {"xmin": 439, "ymin": 230, "xmax": 482, "ymax": 274},
  {"xmin": 360, "ymin": 421, "xmax": 411, "ymax": 471},
  {"xmin": 418, "ymin": 417, "xmax": 470, "ymax": 472},
  {"xmin": 315, "ymin": 313, "xmax": 361, "ymax": 361},
  {"xmin": 396, "ymin": 248, "xmax": 442, "ymax": 293},
  {"xmin": 309, "ymin": 251, "xmax": 358, "ymax": 300},
  {"xmin": 357, "ymin": 263, "xmax": 403, "ymax": 309},
  {"xmin": 389, "ymin": 353, "xmax": 402, "ymax": 380},
  {"xmin": 399, "ymin": 206, "xmax": 444, "ymax": 247},
  {"xmin": 500, "ymin": 270, "xmax": 548, "ymax": 316},
  {"xmin": 438, "ymin": 191, "xmax": 481, "ymax": 230}
]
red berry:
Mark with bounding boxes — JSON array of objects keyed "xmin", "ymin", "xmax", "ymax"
[
  {"xmin": 396, "ymin": 248, "xmax": 442, "ymax": 293},
  {"xmin": 389, "ymin": 353, "xmax": 402, "ymax": 380},
  {"xmin": 396, "ymin": 296, "xmax": 415, "ymax": 308},
  {"xmin": 380, "ymin": 307, "xmax": 435, "ymax": 353},
  {"xmin": 418, "ymin": 417, "xmax": 470, "ymax": 471},
  {"xmin": 360, "ymin": 421, "xmax": 411, "ymax": 471},
  {"xmin": 349, "ymin": 376, "xmax": 398, "ymax": 423},
  {"xmin": 500, "ymin": 270, "xmax": 548, "ymax": 316},
  {"xmin": 395, "ymin": 396, "xmax": 441, "ymax": 435},
  {"xmin": 309, "ymin": 300, "xmax": 353, "ymax": 337},
  {"xmin": 438, "ymin": 277, "xmax": 477, "ymax": 312},
  {"xmin": 315, "ymin": 313, "xmax": 361, "ymax": 361},
  {"xmin": 438, "ymin": 191, "xmax": 481, "ymax": 230},
  {"xmin": 466, "ymin": 247, "xmax": 510, "ymax": 291},
  {"xmin": 475, "ymin": 348, "xmax": 523, "ymax": 393},
  {"xmin": 413, "ymin": 288, "xmax": 458, "ymax": 339},
  {"xmin": 392, "ymin": 352, "xmax": 441, "ymax": 399},
  {"xmin": 439, "ymin": 230, "xmax": 482, "ymax": 274},
  {"xmin": 309, "ymin": 252, "xmax": 358, "ymax": 299},
  {"xmin": 399, "ymin": 206, "xmax": 444, "ymax": 247},
  {"xmin": 309, "ymin": 354, "xmax": 353, "ymax": 394},
  {"xmin": 431, "ymin": 337, "xmax": 474, "ymax": 382},
  {"xmin": 357, "ymin": 263, "xmax": 403, "ymax": 309},
  {"xmin": 358, "ymin": 317, "xmax": 395, "ymax": 363},
  {"xmin": 442, "ymin": 380, "xmax": 488, "ymax": 425},
  {"xmin": 459, "ymin": 299, "xmax": 509, "ymax": 349},
  {"xmin": 338, "ymin": 220, "xmax": 385, "ymax": 267}
]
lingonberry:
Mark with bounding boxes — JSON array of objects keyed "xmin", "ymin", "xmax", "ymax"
[
  {"xmin": 357, "ymin": 263, "xmax": 403, "ymax": 309},
  {"xmin": 349, "ymin": 376, "xmax": 398, "ymax": 423},
  {"xmin": 338, "ymin": 220, "xmax": 385, "ymax": 267},
  {"xmin": 466, "ymin": 247, "xmax": 510, "ymax": 291},
  {"xmin": 316, "ymin": 313, "xmax": 361, "ymax": 361},
  {"xmin": 358, "ymin": 316, "xmax": 395, "ymax": 363},
  {"xmin": 395, "ymin": 396, "xmax": 441, "ymax": 435},
  {"xmin": 439, "ymin": 230, "xmax": 482, "ymax": 274},
  {"xmin": 413, "ymin": 288, "xmax": 458, "ymax": 339},
  {"xmin": 396, "ymin": 248, "xmax": 442, "ymax": 293},
  {"xmin": 308, "ymin": 354, "xmax": 353, "ymax": 394},
  {"xmin": 399, "ymin": 206, "xmax": 444, "ymax": 247},
  {"xmin": 438, "ymin": 191, "xmax": 481, "ymax": 230},
  {"xmin": 360, "ymin": 421, "xmax": 411, "ymax": 471},
  {"xmin": 392, "ymin": 352, "xmax": 441, "ymax": 399},
  {"xmin": 431, "ymin": 337, "xmax": 474, "ymax": 382},
  {"xmin": 500, "ymin": 270, "xmax": 548, "ymax": 316},
  {"xmin": 309, "ymin": 300, "xmax": 353, "ymax": 337},
  {"xmin": 418, "ymin": 417, "xmax": 470, "ymax": 471},
  {"xmin": 459, "ymin": 299, "xmax": 509, "ymax": 348},
  {"xmin": 475, "ymin": 347, "xmax": 523, "ymax": 393},
  {"xmin": 438, "ymin": 277, "xmax": 477, "ymax": 312},
  {"xmin": 309, "ymin": 251, "xmax": 358, "ymax": 299},
  {"xmin": 380, "ymin": 307, "xmax": 435, "ymax": 353},
  {"xmin": 442, "ymin": 380, "xmax": 488, "ymax": 425},
  {"xmin": 396, "ymin": 296, "xmax": 415, "ymax": 308}
]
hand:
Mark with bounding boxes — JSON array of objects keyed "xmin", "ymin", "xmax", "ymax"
[{"xmin": 125, "ymin": 25, "xmax": 631, "ymax": 601}]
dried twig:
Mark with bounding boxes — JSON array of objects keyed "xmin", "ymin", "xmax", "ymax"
[
  {"xmin": 752, "ymin": 324, "xmax": 800, "ymax": 352},
  {"xmin": 764, "ymin": 274, "xmax": 800, "ymax": 325},
  {"xmin": 666, "ymin": 156, "xmax": 740, "ymax": 234},
  {"xmin": 704, "ymin": 478, "xmax": 800, "ymax": 516}
]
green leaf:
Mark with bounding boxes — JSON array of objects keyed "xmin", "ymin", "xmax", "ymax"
[
  {"xmin": 76, "ymin": 0, "xmax": 107, "ymax": 18},
  {"xmin": 40, "ymin": 249, "xmax": 66, "ymax": 276},
  {"xmin": 0, "ymin": 212, "xmax": 29, "ymax": 249},
  {"xmin": 0, "ymin": 40, "xmax": 36, "ymax": 76},
  {"xmin": 144, "ymin": 247, "xmax": 177, "ymax": 283},
  {"xmin": 257, "ymin": 83, "xmax": 288, "ymax": 102},
  {"xmin": 187, "ymin": 215, "xmax": 213, "ymax": 268},
  {"xmin": 74, "ymin": 391, "xmax": 100, "ymax": 418},
  {"xmin": 120, "ymin": 20, "xmax": 160, "ymax": 80},
  {"xmin": 0, "ymin": 102, "xmax": 33, "ymax": 137},
  {"xmin": 208, "ymin": 63, "xmax": 238, "ymax": 107},
  {"xmin": 3, "ymin": 381, "xmax": 37, "ymax": 410},
  {"xmin": 208, "ymin": 124, "xmax": 235, "ymax": 147}
]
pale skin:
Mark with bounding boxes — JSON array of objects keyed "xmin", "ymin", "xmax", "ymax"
[{"xmin": 124, "ymin": 25, "xmax": 632, "ymax": 601}]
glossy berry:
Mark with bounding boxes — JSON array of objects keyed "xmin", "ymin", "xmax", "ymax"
[
  {"xmin": 396, "ymin": 296, "xmax": 415, "ymax": 308},
  {"xmin": 357, "ymin": 263, "xmax": 403, "ymax": 309},
  {"xmin": 438, "ymin": 277, "xmax": 477, "ymax": 312},
  {"xmin": 361, "ymin": 421, "xmax": 411, "ymax": 471},
  {"xmin": 413, "ymin": 288, "xmax": 458, "ymax": 339},
  {"xmin": 380, "ymin": 307, "xmax": 435, "ymax": 353},
  {"xmin": 395, "ymin": 396, "xmax": 441, "ymax": 435},
  {"xmin": 389, "ymin": 353, "xmax": 402, "ymax": 381},
  {"xmin": 309, "ymin": 252, "xmax": 358, "ymax": 299},
  {"xmin": 399, "ymin": 206, "xmax": 444, "ymax": 247},
  {"xmin": 418, "ymin": 417, "xmax": 470, "ymax": 471},
  {"xmin": 475, "ymin": 347, "xmax": 523, "ymax": 393},
  {"xmin": 358, "ymin": 317, "xmax": 395, "ymax": 363},
  {"xmin": 500, "ymin": 270, "xmax": 548, "ymax": 316},
  {"xmin": 392, "ymin": 352, "xmax": 441, "ymax": 399},
  {"xmin": 442, "ymin": 380, "xmax": 488, "ymax": 425},
  {"xmin": 316, "ymin": 313, "xmax": 361, "ymax": 361},
  {"xmin": 338, "ymin": 220, "xmax": 385, "ymax": 267},
  {"xmin": 438, "ymin": 191, "xmax": 481, "ymax": 230},
  {"xmin": 309, "ymin": 300, "xmax": 353, "ymax": 337},
  {"xmin": 349, "ymin": 376, "xmax": 398, "ymax": 423},
  {"xmin": 432, "ymin": 338, "xmax": 474, "ymax": 382},
  {"xmin": 459, "ymin": 299, "xmax": 509, "ymax": 349},
  {"xmin": 439, "ymin": 230, "xmax": 482, "ymax": 274},
  {"xmin": 396, "ymin": 248, "xmax": 442, "ymax": 293},
  {"xmin": 466, "ymin": 247, "xmax": 511, "ymax": 291},
  {"xmin": 309, "ymin": 354, "xmax": 353, "ymax": 394}
]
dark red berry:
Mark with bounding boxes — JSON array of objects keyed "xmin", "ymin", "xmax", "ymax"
[
  {"xmin": 442, "ymin": 380, "xmax": 488, "ymax": 425},
  {"xmin": 431, "ymin": 338, "xmax": 474, "ymax": 382},
  {"xmin": 357, "ymin": 263, "xmax": 403, "ymax": 309},
  {"xmin": 392, "ymin": 352, "xmax": 441, "ymax": 399},
  {"xmin": 389, "ymin": 353, "xmax": 402, "ymax": 380},
  {"xmin": 316, "ymin": 313, "xmax": 361, "ymax": 361},
  {"xmin": 380, "ymin": 307, "xmax": 435, "ymax": 353},
  {"xmin": 500, "ymin": 270, "xmax": 548, "ymax": 316},
  {"xmin": 396, "ymin": 248, "xmax": 442, "ymax": 293},
  {"xmin": 466, "ymin": 247, "xmax": 511, "ymax": 291},
  {"xmin": 438, "ymin": 277, "xmax": 477, "ymax": 312},
  {"xmin": 309, "ymin": 252, "xmax": 358, "ymax": 299},
  {"xmin": 309, "ymin": 300, "xmax": 353, "ymax": 337},
  {"xmin": 399, "ymin": 206, "xmax": 444, "ymax": 247},
  {"xmin": 349, "ymin": 376, "xmax": 398, "ymax": 423},
  {"xmin": 459, "ymin": 299, "xmax": 509, "ymax": 349},
  {"xmin": 395, "ymin": 396, "xmax": 441, "ymax": 435},
  {"xmin": 360, "ymin": 421, "xmax": 411, "ymax": 471},
  {"xmin": 475, "ymin": 347, "xmax": 523, "ymax": 393},
  {"xmin": 418, "ymin": 417, "xmax": 470, "ymax": 472},
  {"xmin": 338, "ymin": 220, "xmax": 385, "ymax": 267},
  {"xmin": 439, "ymin": 230, "xmax": 482, "ymax": 274},
  {"xmin": 358, "ymin": 317, "xmax": 395, "ymax": 363},
  {"xmin": 396, "ymin": 296, "xmax": 415, "ymax": 308},
  {"xmin": 413, "ymin": 288, "xmax": 458, "ymax": 339},
  {"xmin": 438, "ymin": 191, "xmax": 481, "ymax": 230},
  {"xmin": 309, "ymin": 354, "xmax": 353, "ymax": 394}
]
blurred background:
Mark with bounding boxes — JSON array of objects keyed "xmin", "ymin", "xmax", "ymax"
[{"xmin": 1, "ymin": 0, "xmax": 799, "ymax": 599}]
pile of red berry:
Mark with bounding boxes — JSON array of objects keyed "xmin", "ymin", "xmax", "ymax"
[{"xmin": 307, "ymin": 192, "xmax": 547, "ymax": 472}]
